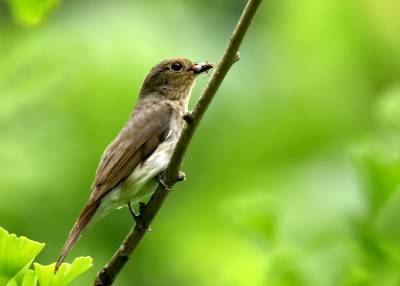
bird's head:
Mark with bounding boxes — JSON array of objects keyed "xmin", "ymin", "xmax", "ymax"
[{"xmin": 140, "ymin": 57, "xmax": 213, "ymax": 101}]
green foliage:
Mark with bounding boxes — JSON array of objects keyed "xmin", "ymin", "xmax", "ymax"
[
  {"xmin": 0, "ymin": 227, "xmax": 92, "ymax": 286},
  {"xmin": 0, "ymin": 227, "xmax": 44, "ymax": 285},
  {"xmin": 1, "ymin": 0, "xmax": 400, "ymax": 285},
  {"xmin": 34, "ymin": 257, "xmax": 93, "ymax": 286},
  {"xmin": 7, "ymin": 0, "xmax": 60, "ymax": 26},
  {"xmin": 8, "ymin": 270, "xmax": 38, "ymax": 286}
]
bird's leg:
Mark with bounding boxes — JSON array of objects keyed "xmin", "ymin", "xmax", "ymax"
[
  {"xmin": 157, "ymin": 171, "xmax": 185, "ymax": 191},
  {"xmin": 128, "ymin": 202, "xmax": 151, "ymax": 232},
  {"xmin": 139, "ymin": 202, "xmax": 147, "ymax": 214},
  {"xmin": 182, "ymin": 112, "xmax": 194, "ymax": 125},
  {"xmin": 127, "ymin": 202, "xmax": 140, "ymax": 224},
  {"xmin": 157, "ymin": 174, "xmax": 172, "ymax": 191}
]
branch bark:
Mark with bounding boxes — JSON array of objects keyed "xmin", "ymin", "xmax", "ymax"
[{"xmin": 93, "ymin": 0, "xmax": 262, "ymax": 285}]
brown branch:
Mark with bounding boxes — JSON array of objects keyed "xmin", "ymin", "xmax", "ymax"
[{"xmin": 93, "ymin": 0, "xmax": 262, "ymax": 285}]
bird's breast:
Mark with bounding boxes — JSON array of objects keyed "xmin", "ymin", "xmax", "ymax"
[
  {"xmin": 120, "ymin": 112, "xmax": 183, "ymax": 199},
  {"xmin": 99, "ymin": 107, "xmax": 185, "ymax": 212}
]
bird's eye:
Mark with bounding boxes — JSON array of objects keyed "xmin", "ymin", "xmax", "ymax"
[{"xmin": 171, "ymin": 62, "xmax": 183, "ymax": 71}]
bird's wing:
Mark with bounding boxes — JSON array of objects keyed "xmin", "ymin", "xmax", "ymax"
[
  {"xmin": 89, "ymin": 100, "xmax": 172, "ymax": 203},
  {"xmin": 55, "ymin": 101, "xmax": 172, "ymax": 270}
]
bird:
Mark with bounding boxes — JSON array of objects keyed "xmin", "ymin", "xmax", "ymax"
[{"xmin": 55, "ymin": 57, "xmax": 213, "ymax": 270}]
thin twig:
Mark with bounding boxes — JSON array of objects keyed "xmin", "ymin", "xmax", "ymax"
[{"xmin": 93, "ymin": 0, "xmax": 262, "ymax": 285}]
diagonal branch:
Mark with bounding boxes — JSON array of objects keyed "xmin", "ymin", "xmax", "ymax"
[{"xmin": 93, "ymin": 0, "xmax": 262, "ymax": 285}]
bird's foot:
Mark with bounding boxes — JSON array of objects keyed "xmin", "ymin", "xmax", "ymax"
[
  {"xmin": 139, "ymin": 202, "xmax": 147, "ymax": 214},
  {"xmin": 128, "ymin": 202, "xmax": 151, "ymax": 232},
  {"xmin": 158, "ymin": 174, "xmax": 172, "ymax": 191},
  {"xmin": 234, "ymin": 51, "xmax": 240, "ymax": 63},
  {"xmin": 128, "ymin": 202, "xmax": 140, "ymax": 223},
  {"xmin": 183, "ymin": 112, "xmax": 194, "ymax": 125}
]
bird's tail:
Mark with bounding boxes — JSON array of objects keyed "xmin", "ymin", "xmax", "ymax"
[{"xmin": 55, "ymin": 202, "xmax": 99, "ymax": 271}]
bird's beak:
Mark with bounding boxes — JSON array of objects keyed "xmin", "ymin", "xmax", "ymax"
[{"xmin": 191, "ymin": 62, "xmax": 214, "ymax": 74}]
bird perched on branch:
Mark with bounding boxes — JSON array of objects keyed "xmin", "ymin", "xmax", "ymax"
[{"xmin": 55, "ymin": 57, "xmax": 213, "ymax": 270}]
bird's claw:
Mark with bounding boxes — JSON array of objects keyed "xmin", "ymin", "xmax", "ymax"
[
  {"xmin": 128, "ymin": 202, "xmax": 141, "ymax": 224},
  {"xmin": 158, "ymin": 175, "xmax": 172, "ymax": 191},
  {"xmin": 234, "ymin": 51, "xmax": 240, "ymax": 63},
  {"xmin": 128, "ymin": 202, "xmax": 151, "ymax": 232},
  {"xmin": 139, "ymin": 202, "xmax": 146, "ymax": 214},
  {"xmin": 183, "ymin": 112, "xmax": 194, "ymax": 124}
]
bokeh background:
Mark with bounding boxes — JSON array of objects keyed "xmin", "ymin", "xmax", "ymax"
[{"xmin": 1, "ymin": 0, "xmax": 400, "ymax": 285}]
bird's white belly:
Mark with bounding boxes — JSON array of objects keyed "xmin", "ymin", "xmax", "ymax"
[
  {"xmin": 129, "ymin": 139, "xmax": 176, "ymax": 186},
  {"xmin": 98, "ymin": 126, "xmax": 180, "ymax": 217}
]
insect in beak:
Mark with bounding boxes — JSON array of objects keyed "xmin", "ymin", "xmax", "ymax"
[{"xmin": 190, "ymin": 62, "xmax": 214, "ymax": 74}]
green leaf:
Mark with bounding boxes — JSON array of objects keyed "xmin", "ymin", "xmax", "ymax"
[
  {"xmin": 21, "ymin": 269, "xmax": 38, "ymax": 286},
  {"xmin": 7, "ymin": 269, "xmax": 38, "ymax": 286},
  {"xmin": 6, "ymin": 278, "xmax": 18, "ymax": 286},
  {"xmin": 0, "ymin": 227, "xmax": 45, "ymax": 285},
  {"xmin": 34, "ymin": 257, "xmax": 93, "ymax": 286},
  {"xmin": 7, "ymin": 0, "xmax": 60, "ymax": 27}
]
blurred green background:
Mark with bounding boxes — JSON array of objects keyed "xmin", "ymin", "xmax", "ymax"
[{"xmin": 1, "ymin": 0, "xmax": 400, "ymax": 285}]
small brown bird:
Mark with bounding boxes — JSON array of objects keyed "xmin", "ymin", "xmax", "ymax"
[{"xmin": 55, "ymin": 57, "xmax": 213, "ymax": 270}]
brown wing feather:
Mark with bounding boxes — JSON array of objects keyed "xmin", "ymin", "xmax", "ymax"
[
  {"xmin": 55, "ymin": 202, "xmax": 98, "ymax": 271},
  {"xmin": 90, "ymin": 99, "xmax": 172, "ymax": 202},
  {"xmin": 55, "ymin": 99, "xmax": 172, "ymax": 270}
]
